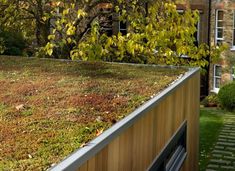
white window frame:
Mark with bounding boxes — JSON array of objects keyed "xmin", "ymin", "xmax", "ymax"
[
  {"xmin": 196, "ymin": 18, "xmax": 200, "ymax": 43},
  {"xmin": 232, "ymin": 11, "xmax": 235, "ymax": 50},
  {"xmin": 215, "ymin": 9, "xmax": 224, "ymax": 45},
  {"xmin": 213, "ymin": 64, "xmax": 222, "ymax": 93},
  {"xmin": 232, "ymin": 66, "xmax": 235, "ymax": 80}
]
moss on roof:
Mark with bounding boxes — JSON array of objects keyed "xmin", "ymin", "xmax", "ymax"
[{"xmin": 0, "ymin": 56, "xmax": 186, "ymax": 170}]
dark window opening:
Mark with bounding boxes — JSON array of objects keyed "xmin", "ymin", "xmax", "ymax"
[
  {"xmin": 147, "ymin": 121, "xmax": 187, "ymax": 171},
  {"xmin": 99, "ymin": 5, "xmax": 113, "ymax": 37}
]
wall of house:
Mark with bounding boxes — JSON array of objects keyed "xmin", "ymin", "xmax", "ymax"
[
  {"xmin": 176, "ymin": 0, "xmax": 210, "ymax": 97},
  {"xmin": 210, "ymin": 0, "xmax": 235, "ymax": 93},
  {"xmin": 176, "ymin": 0, "xmax": 209, "ymax": 45}
]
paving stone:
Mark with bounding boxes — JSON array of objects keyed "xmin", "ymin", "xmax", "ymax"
[
  {"xmin": 228, "ymin": 133, "xmax": 235, "ymax": 136},
  {"xmin": 224, "ymin": 127, "xmax": 232, "ymax": 129},
  {"xmin": 206, "ymin": 115, "xmax": 235, "ymax": 170},
  {"xmin": 221, "ymin": 130, "xmax": 235, "ymax": 134},
  {"xmin": 212, "ymin": 150, "xmax": 233, "ymax": 155},
  {"xmin": 227, "ymin": 139, "xmax": 235, "ymax": 143},
  {"xmin": 210, "ymin": 159, "xmax": 231, "ymax": 165},
  {"xmin": 224, "ymin": 156, "xmax": 235, "ymax": 160},
  {"xmin": 221, "ymin": 166, "xmax": 235, "ymax": 170},
  {"xmin": 224, "ymin": 126, "xmax": 235, "ymax": 129},
  {"xmin": 217, "ymin": 142, "xmax": 235, "ymax": 147},
  {"xmin": 221, "ymin": 132, "xmax": 230, "ymax": 136},
  {"xmin": 215, "ymin": 146, "xmax": 224, "ymax": 150},
  {"xmin": 224, "ymin": 124, "xmax": 235, "ymax": 127},
  {"xmin": 212, "ymin": 153, "xmax": 223, "ymax": 158},
  {"xmin": 219, "ymin": 135, "xmax": 235, "ymax": 140},
  {"xmin": 226, "ymin": 147, "xmax": 235, "ymax": 151},
  {"xmin": 218, "ymin": 138, "xmax": 227, "ymax": 142},
  {"xmin": 207, "ymin": 164, "xmax": 219, "ymax": 168}
]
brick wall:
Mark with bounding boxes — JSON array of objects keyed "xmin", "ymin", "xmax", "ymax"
[{"xmin": 210, "ymin": 0, "xmax": 235, "ymax": 92}]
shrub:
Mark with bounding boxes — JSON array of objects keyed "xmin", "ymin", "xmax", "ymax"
[
  {"xmin": 201, "ymin": 93, "xmax": 219, "ymax": 107},
  {"xmin": 218, "ymin": 82, "xmax": 235, "ymax": 111},
  {"xmin": 0, "ymin": 30, "xmax": 26, "ymax": 56}
]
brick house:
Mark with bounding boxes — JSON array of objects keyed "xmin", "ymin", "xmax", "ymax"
[
  {"xmin": 174, "ymin": 0, "xmax": 235, "ymax": 94},
  {"xmin": 175, "ymin": 0, "xmax": 210, "ymax": 97},
  {"xmin": 210, "ymin": 0, "xmax": 235, "ymax": 93}
]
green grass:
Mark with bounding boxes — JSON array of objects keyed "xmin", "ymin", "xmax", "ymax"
[{"xmin": 199, "ymin": 108, "xmax": 224, "ymax": 171}]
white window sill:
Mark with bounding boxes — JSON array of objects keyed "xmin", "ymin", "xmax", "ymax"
[
  {"xmin": 210, "ymin": 89, "xmax": 219, "ymax": 94},
  {"xmin": 231, "ymin": 47, "xmax": 235, "ymax": 51}
]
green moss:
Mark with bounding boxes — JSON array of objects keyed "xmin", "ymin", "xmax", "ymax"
[{"xmin": 0, "ymin": 55, "xmax": 186, "ymax": 170}]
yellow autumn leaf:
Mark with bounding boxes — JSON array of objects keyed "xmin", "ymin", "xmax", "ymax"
[
  {"xmin": 48, "ymin": 35, "xmax": 55, "ymax": 40},
  {"xmin": 66, "ymin": 26, "xmax": 76, "ymax": 36},
  {"xmin": 77, "ymin": 9, "xmax": 86, "ymax": 19},
  {"xmin": 67, "ymin": 37, "xmax": 72, "ymax": 44},
  {"xmin": 42, "ymin": 16, "xmax": 47, "ymax": 22}
]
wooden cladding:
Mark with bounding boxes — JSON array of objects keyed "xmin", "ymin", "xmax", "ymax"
[{"xmin": 51, "ymin": 68, "xmax": 200, "ymax": 171}]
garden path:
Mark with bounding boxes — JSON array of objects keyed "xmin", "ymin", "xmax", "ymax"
[{"xmin": 206, "ymin": 114, "xmax": 235, "ymax": 171}]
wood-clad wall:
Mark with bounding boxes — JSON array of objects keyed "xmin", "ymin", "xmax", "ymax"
[{"xmin": 78, "ymin": 72, "xmax": 200, "ymax": 171}]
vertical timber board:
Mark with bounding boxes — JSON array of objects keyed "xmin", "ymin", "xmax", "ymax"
[
  {"xmin": 87, "ymin": 156, "xmax": 96, "ymax": 171},
  {"xmin": 181, "ymin": 72, "xmax": 200, "ymax": 171},
  {"xmin": 173, "ymin": 83, "xmax": 185, "ymax": 131},
  {"xmin": 117, "ymin": 125, "xmax": 133, "ymax": 171},
  {"xmin": 95, "ymin": 145, "xmax": 108, "ymax": 171},
  {"xmin": 107, "ymin": 137, "xmax": 120, "ymax": 171},
  {"xmin": 132, "ymin": 109, "xmax": 155, "ymax": 171},
  {"xmin": 77, "ymin": 162, "xmax": 87, "ymax": 171}
]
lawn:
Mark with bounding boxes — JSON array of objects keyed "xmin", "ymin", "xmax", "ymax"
[
  {"xmin": 199, "ymin": 108, "xmax": 224, "ymax": 171},
  {"xmin": 0, "ymin": 56, "xmax": 186, "ymax": 170}
]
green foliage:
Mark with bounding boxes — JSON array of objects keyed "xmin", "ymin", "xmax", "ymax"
[
  {"xmin": 0, "ymin": 0, "xmax": 53, "ymax": 52},
  {"xmin": 0, "ymin": 37, "xmax": 6, "ymax": 54},
  {"xmin": 1, "ymin": 0, "xmax": 225, "ymax": 66},
  {"xmin": 43, "ymin": 0, "xmax": 224, "ymax": 68},
  {"xmin": 218, "ymin": 82, "xmax": 235, "ymax": 111},
  {"xmin": 201, "ymin": 93, "xmax": 219, "ymax": 107},
  {"xmin": 224, "ymin": 50, "xmax": 235, "ymax": 72},
  {"xmin": 0, "ymin": 30, "xmax": 26, "ymax": 56}
]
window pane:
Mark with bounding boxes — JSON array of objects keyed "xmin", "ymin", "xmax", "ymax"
[
  {"xmin": 217, "ymin": 21, "xmax": 223, "ymax": 27},
  {"xmin": 234, "ymin": 11, "xmax": 235, "ymax": 26},
  {"xmin": 120, "ymin": 21, "xmax": 126, "ymax": 30},
  {"xmin": 233, "ymin": 30, "xmax": 235, "ymax": 46},
  {"xmin": 215, "ymin": 78, "xmax": 221, "ymax": 88},
  {"xmin": 215, "ymin": 66, "xmax": 222, "ymax": 76},
  {"xmin": 218, "ymin": 11, "xmax": 224, "ymax": 20},
  {"xmin": 216, "ymin": 40, "xmax": 223, "ymax": 45},
  {"xmin": 232, "ymin": 67, "xmax": 235, "ymax": 80},
  {"xmin": 99, "ymin": 8, "xmax": 113, "ymax": 36},
  {"xmin": 217, "ymin": 28, "xmax": 223, "ymax": 38}
]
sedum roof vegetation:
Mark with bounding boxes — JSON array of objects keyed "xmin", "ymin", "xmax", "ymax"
[{"xmin": 0, "ymin": 56, "xmax": 186, "ymax": 170}]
